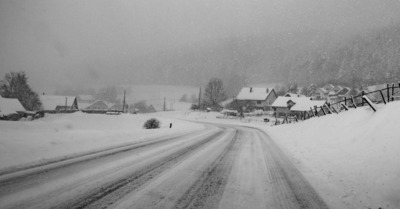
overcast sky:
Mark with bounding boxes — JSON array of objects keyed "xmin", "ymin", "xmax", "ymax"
[{"xmin": 1, "ymin": 0, "xmax": 399, "ymax": 93}]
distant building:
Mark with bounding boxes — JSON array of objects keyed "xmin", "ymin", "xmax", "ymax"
[
  {"xmin": 236, "ymin": 87, "xmax": 277, "ymax": 110},
  {"xmin": 40, "ymin": 95, "xmax": 78, "ymax": 112},
  {"xmin": 284, "ymin": 93, "xmax": 306, "ymax": 98},
  {"xmin": 81, "ymin": 101, "xmax": 110, "ymax": 113}
]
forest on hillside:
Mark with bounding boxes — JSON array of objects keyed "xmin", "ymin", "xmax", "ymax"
[{"xmin": 146, "ymin": 22, "xmax": 400, "ymax": 97}]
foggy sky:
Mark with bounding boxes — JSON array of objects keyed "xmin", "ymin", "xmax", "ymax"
[{"xmin": 1, "ymin": 0, "xmax": 400, "ymax": 93}]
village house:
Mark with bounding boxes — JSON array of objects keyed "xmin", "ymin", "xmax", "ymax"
[
  {"xmin": 0, "ymin": 96, "xmax": 26, "ymax": 117},
  {"xmin": 80, "ymin": 100, "xmax": 110, "ymax": 113},
  {"xmin": 271, "ymin": 96, "xmax": 327, "ymax": 118},
  {"xmin": 236, "ymin": 87, "xmax": 277, "ymax": 111},
  {"xmin": 40, "ymin": 95, "xmax": 79, "ymax": 112}
]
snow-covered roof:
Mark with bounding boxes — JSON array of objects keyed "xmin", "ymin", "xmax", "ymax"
[
  {"xmin": 0, "ymin": 96, "xmax": 26, "ymax": 116},
  {"xmin": 284, "ymin": 93, "xmax": 306, "ymax": 97},
  {"xmin": 364, "ymin": 84, "xmax": 387, "ymax": 93},
  {"xmin": 337, "ymin": 87, "xmax": 350, "ymax": 96},
  {"xmin": 270, "ymin": 96, "xmax": 304, "ymax": 108},
  {"xmin": 329, "ymin": 86, "xmax": 343, "ymax": 95},
  {"xmin": 291, "ymin": 100, "xmax": 327, "ymax": 112},
  {"xmin": 40, "ymin": 95, "xmax": 77, "ymax": 110},
  {"xmin": 236, "ymin": 87, "xmax": 273, "ymax": 101},
  {"xmin": 271, "ymin": 96, "xmax": 325, "ymax": 111},
  {"xmin": 322, "ymin": 84, "xmax": 335, "ymax": 91},
  {"xmin": 82, "ymin": 101, "xmax": 110, "ymax": 110}
]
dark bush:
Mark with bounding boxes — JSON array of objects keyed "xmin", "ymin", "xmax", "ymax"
[
  {"xmin": 143, "ymin": 118, "xmax": 161, "ymax": 129},
  {"xmin": 190, "ymin": 104, "xmax": 199, "ymax": 110}
]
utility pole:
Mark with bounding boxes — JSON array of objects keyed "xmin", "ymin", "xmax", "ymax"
[
  {"xmin": 198, "ymin": 87, "xmax": 201, "ymax": 109},
  {"xmin": 122, "ymin": 90, "xmax": 126, "ymax": 113},
  {"xmin": 163, "ymin": 97, "xmax": 166, "ymax": 111}
]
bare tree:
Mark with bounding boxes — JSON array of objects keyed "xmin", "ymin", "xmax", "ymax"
[{"xmin": 204, "ymin": 78, "xmax": 226, "ymax": 108}]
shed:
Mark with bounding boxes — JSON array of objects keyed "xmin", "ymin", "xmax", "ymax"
[{"xmin": 0, "ymin": 96, "xmax": 26, "ymax": 116}]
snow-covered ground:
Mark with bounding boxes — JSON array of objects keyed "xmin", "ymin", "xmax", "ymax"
[
  {"xmin": 0, "ymin": 112, "xmax": 204, "ymax": 170},
  {"xmin": 163, "ymin": 103, "xmax": 400, "ymax": 209},
  {"xmin": 1, "ymin": 101, "xmax": 399, "ymax": 209}
]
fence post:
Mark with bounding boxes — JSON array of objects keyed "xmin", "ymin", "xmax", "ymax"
[
  {"xmin": 362, "ymin": 96, "xmax": 377, "ymax": 112},
  {"xmin": 387, "ymin": 84, "xmax": 390, "ymax": 103},
  {"xmin": 331, "ymin": 106, "xmax": 338, "ymax": 114},
  {"xmin": 392, "ymin": 83, "xmax": 395, "ymax": 101},
  {"xmin": 320, "ymin": 106, "xmax": 327, "ymax": 115},
  {"xmin": 379, "ymin": 90, "xmax": 387, "ymax": 104},
  {"xmin": 314, "ymin": 106, "xmax": 319, "ymax": 117},
  {"xmin": 351, "ymin": 96, "xmax": 357, "ymax": 108},
  {"xmin": 324, "ymin": 104, "xmax": 332, "ymax": 114},
  {"xmin": 341, "ymin": 103, "xmax": 349, "ymax": 111},
  {"xmin": 344, "ymin": 97, "xmax": 347, "ymax": 106},
  {"xmin": 310, "ymin": 107, "xmax": 315, "ymax": 117},
  {"xmin": 361, "ymin": 91, "xmax": 365, "ymax": 106}
]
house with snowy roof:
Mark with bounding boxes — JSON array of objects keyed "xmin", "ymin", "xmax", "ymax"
[
  {"xmin": 236, "ymin": 87, "xmax": 277, "ymax": 111},
  {"xmin": 271, "ymin": 96, "xmax": 326, "ymax": 117},
  {"xmin": 80, "ymin": 100, "xmax": 110, "ymax": 113},
  {"xmin": 40, "ymin": 95, "xmax": 78, "ymax": 112},
  {"xmin": 0, "ymin": 96, "xmax": 26, "ymax": 116}
]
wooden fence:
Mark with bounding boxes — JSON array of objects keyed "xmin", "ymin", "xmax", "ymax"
[{"xmin": 276, "ymin": 83, "xmax": 400, "ymax": 125}]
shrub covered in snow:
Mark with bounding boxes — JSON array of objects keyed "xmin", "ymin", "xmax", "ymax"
[{"xmin": 143, "ymin": 118, "xmax": 161, "ymax": 129}]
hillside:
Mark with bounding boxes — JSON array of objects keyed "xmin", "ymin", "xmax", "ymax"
[{"xmin": 131, "ymin": 22, "xmax": 400, "ymax": 97}]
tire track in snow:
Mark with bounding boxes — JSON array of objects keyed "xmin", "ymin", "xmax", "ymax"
[
  {"xmin": 257, "ymin": 130, "xmax": 330, "ymax": 209},
  {"xmin": 173, "ymin": 129, "xmax": 241, "ymax": 209},
  {"xmin": 56, "ymin": 129, "xmax": 227, "ymax": 209},
  {"xmin": 0, "ymin": 130, "xmax": 204, "ymax": 188}
]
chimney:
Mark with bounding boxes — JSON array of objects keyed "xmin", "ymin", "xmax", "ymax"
[
  {"xmin": 250, "ymin": 87, "xmax": 253, "ymax": 93},
  {"xmin": 266, "ymin": 88, "xmax": 269, "ymax": 93}
]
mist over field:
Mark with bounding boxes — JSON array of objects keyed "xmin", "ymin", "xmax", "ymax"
[{"xmin": 1, "ymin": 0, "xmax": 400, "ymax": 96}]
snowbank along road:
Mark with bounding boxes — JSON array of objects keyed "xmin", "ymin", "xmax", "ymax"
[{"xmin": 0, "ymin": 123, "xmax": 329, "ymax": 209}]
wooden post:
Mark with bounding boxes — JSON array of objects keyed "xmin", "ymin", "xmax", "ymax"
[
  {"xmin": 314, "ymin": 106, "xmax": 319, "ymax": 117},
  {"xmin": 341, "ymin": 103, "xmax": 349, "ymax": 111},
  {"xmin": 324, "ymin": 104, "xmax": 332, "ymax": 114},
  {"xmin": 351, "ymin": 96, "xmax": 357, "ymax": 108},
  {"xmin": 392, "ymin": 83, "xmax": 395, "ymax": 101},
  {"xmin": 362, "ymin": 96, "xmax": 377, "ymax": 112},
  {"xmin": 310, "ymin": 107, "xmax": 315, "ymax": 117},
  {"xmin": 331, "ymin": 106, "xmax": 338, "ymax": 114},
  {"xmin": 387, "ymin": 84, "xmax": 390, "ymax": 103},
  {"xmin": 379, "ymin": 90, "xmax": 386, "ymax": 104},
  {"xmin": 344, "ymin": 97, "xmax": 347, "ymax": 106},
  {"xmin": 320, "ymin": 106, "xmax": 326, "ymax": 115},
  {"xmin": 361, "ymin": 91, "xmax": 365, "ymax": 106}
]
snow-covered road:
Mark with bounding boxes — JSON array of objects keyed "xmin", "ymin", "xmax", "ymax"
[{"xmin": 0, "ymin": 123, "xmax": 328, "ymax": 209}]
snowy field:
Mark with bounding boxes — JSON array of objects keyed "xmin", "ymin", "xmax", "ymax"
[
  {"xmin": 1, "ymin": 101, "xmax": 399, "ymax": 208},
  {"xmin": 0, "ymin": 112, "xmax": 204, "ymax": 171}
]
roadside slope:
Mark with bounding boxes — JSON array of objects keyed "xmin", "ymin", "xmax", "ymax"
[{"xmin": 266, "ymin": 102, "xmax": 400, "ymax": 209}]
